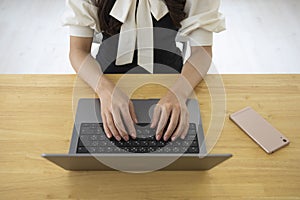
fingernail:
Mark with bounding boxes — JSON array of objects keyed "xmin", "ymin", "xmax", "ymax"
[
  {"xmin": 131, "ymin": 134, "xmax": 136, "ymax": 139},
  {"xmin": 124, "ymin": 136, "xmax": 129, "ymax": 141},
  {"xmin": 171, "ymin": 137, "xmax": 176, "ymax": 141},
  {"xmin": 156, "ymin": 135, "xmax": 160, "ymax": 141},
  {"xmin": 116, "ymin": 136, "xmax": 121, "ymax": 141},
  {"xmin": 181, "ymin": 136, "xmax": 185, "ymax": 139},
  {"xmin": 135, "ymin": 118, "xmax": 138, "ymax": 123}
]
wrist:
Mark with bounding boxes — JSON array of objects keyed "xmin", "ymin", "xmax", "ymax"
[
  {"xmin": 169, "ymin": 76, "xmax": 193, "ymax": 100},
  {"xmin": 95, "ymin": 76, "xmax": 115, "ymax": 98}
]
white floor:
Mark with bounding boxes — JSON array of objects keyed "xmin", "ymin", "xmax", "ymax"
[{"xmin": 0, "ymin": 0, "xmax": 299, "ymax": 74}]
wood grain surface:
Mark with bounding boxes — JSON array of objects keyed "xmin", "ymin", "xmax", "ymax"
[{"xmin": 0, "ymin": 74, "xmax": 299, "ymax": 199}]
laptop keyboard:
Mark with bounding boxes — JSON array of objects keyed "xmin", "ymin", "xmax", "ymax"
[{"xmin": 76, "ymin": 123, "xmax": 199, "ymax": 154}]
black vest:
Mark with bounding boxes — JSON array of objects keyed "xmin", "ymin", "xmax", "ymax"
[{"xmin": 96, "ymin": 5, "xmax": 183, "ymax": 74}]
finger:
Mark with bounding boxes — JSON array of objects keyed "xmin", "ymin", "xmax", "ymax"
[
  {"xmin": 156, "ymin": 107, "xmax": 170, "ymax": 141},
  {"xmin": 151, "ymin": 105, "xmax": 161, "ymax": 128},
  {"xmin": 106, "ymin": 112, "xmax": 122, "ymax": 141},
  {"xmin": 172, "ymin": 110, "xmax": 187, "ymax": 141},
  {"xmin": 101, "ymin": 111, "xmax": 112, "ymax": 139},
  {"xmin": 164, "ymin": 107, "xmax": 180, "ymax": 141},
  {"xmin": 129, "ymin": 101, "xmax": 138, "ymax": 124},
  {"xmin": 121, "ymin": 107, "xmax": 137, "ymax": 139},
  {"xmin": 113, "ymin": 111, "xmax": 129, "ymax": 141},
  {"xmin": 181, "ymin": 112, "xmax": 190, "ymax": 139}
]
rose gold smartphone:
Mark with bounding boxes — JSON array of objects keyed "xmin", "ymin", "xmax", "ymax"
[{"xmin": 230, "ymin": 107, "xmax": 289, "ymax": 154}]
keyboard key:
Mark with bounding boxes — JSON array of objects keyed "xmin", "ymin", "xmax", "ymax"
[
  {"xmin": 77, "ymin": 146, "xmax": 88, "ymax": 153},
  {"xmin": 99, "ymin": 134, "xmax": 107, "ymax": 140},
  {"xmin": 149, "ymin": 141, "xmax": 157, "ymax": 147},
  {"xmin": 113, "ymin": 140, "xmax": 126, "ymax": 147},
  {"xmin": 77, "ymin": 123, "xmax": 200, "ymax": 154},
  {"xmin": 157, "ymin": 141, "xmax": 167, "ymax": 147},
  {"xmin": 162, "ymin": 147, "xmax": 172, "ymax": 153},
  {"xmin": 173, "ymin": 147, "xmax": 185, "ymax": 153},
  {"xmin": 191, "ymin": 140, "xmax": 198, "ymax": 147},
  {"xmin": 154, "ymin": 148, "xmax": 164, "ymax": 153},
  {"xmin": 183, "ymin": 141, "xmax": 192, "ymax": 147},
  {"xmin": 86, "ymin": 146, "xmax": 97, "ymax": 153},
  {"xmin": 124, "ymin": 140, "xmax": 133, "ymax": 147},
  {"xmin": 99, "ymin": 141, "xmax": 110, "ymax": 147},
  {"xmin": 148, "ymin": 147, "xmax": 156, "ymax": 152},
  {"xmin": 189, "ymin": 123, "xmax": 196, "ymax": 129},
  {"xmin": 174, "ymin": 140, "xmax": 183, "ymax": 146},
  {"xmin": 186, "ymin": 134, "xmax": 196, "ymax": 141},
  {"xmin": 189, "ymin": 130, "xmax": 197, "ymax": 136},
  {"xmin": 137, "ymin": 147, "xmax": 148, "ymax": 153},
  {"xmin": 92, "ymin": 141, "xmax": 101, "ymax": 146},
  {"xmin": 130, "ymin": 147, "xmax": 138, "ymax": 153},
  {"xmin": 112, "ymin": 147, "xmax": 124, "ymax": 153},
  {"xmin": 140, "ymin": 141, "xmax": 149, "ymax": 147},
  {"xmin": 96, "ymin": 147, "xmax": 106, "ymax": 153},
  {"xmin": 186, "ymin": 146, "xmax": 199, "ymax": 153},
  {"xmin": 81, "ymin": 123, "xmax": 90, "ymax": 128},
  {"xmin": 105, "ymin": 147, "xmax": 113, "ymax": 153},
  {"xmin": 79, "ymin": 135, "xmax": 89, "ymax": 141},
  {"xmin": 90, "ymin": 135, "xmax": 102, "ymax": 140},
  {"xmin": 131, "ymin": 140, "xmax": 141, "ymax": 147},
  {"xmin": 122, "ymin": 147, "xmax": 130, "ymax": 152}
]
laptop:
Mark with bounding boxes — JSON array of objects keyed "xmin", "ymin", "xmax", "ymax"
[{"xmin": 42, "ymin": 98, "xmax": 232, "ymax": 172}]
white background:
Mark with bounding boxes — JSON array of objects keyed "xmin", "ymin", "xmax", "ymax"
[{"xmin": 0, "ymin": 0, "xmax": 299, "ymax": 74}]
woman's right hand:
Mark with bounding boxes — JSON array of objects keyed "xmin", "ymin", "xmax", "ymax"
[{"xmin": 96, "ymin": 76, "xmax": 138, "ymax": 141}]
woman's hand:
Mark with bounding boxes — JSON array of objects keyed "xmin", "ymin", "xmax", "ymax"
[
  {"xmin": 96, "ymin": 77, "xmax": 138, "ymax": 141},
  {"xmin": 151, "ymin": 91, "xmax": 189, "ymax": 141},
  {"xmin": 150, "ymin": 45, "xmax": 212, "ymax": 142}
]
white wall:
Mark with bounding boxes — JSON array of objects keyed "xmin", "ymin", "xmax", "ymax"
[{"xmin": 0, "ymin": 0, "xmax": 299, "ymax": 74}]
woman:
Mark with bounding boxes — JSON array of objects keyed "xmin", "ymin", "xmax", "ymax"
[{"xmin": 62, "ymin": 0, "xmax": 225, "ymax": 142}]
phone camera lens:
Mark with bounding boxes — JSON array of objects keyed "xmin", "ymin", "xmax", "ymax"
[{"xmin": 283, "ymin": 139, "xmax": 287, "ymax": 143}]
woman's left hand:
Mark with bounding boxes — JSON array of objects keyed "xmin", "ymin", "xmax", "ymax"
[{"xmin": 150, "ymin": 91, "xmax": 189, "ymax": 141}]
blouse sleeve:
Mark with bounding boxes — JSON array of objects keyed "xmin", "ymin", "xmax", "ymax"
[
  {"xmin": 61, "ymin": 0, "xmax": 100, "ymax": 37},
  {"xmin": 176, "ymin": 0, "xmax": 226, "ymax": 46}
]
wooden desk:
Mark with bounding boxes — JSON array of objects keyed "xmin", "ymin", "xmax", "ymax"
[{"xmin": 0, "ymin": 74, "xmax": 299, "ymax": 199}]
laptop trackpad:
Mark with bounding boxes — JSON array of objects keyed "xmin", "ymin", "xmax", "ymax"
[{"xmin": 133, "ymin": 99, "xmax": 159, "ymax": 123}]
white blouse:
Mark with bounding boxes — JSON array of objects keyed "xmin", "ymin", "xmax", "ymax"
[{"xmin": 62, "ymin": 0, "xmax": 226, "ymax": 73}]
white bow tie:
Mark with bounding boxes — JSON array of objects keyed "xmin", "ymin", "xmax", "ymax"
[{"xmin": 109, "ymin": 0, "xmax": 169, "ymax": 73}]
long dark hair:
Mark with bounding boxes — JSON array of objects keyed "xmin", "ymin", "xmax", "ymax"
[{"xmin": 95, "ymin": 0, "xmax": 186, "ymax": 36}]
